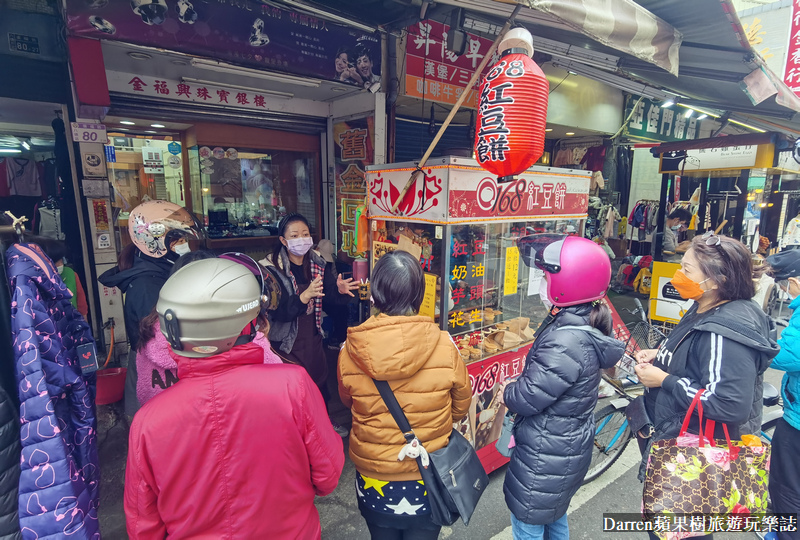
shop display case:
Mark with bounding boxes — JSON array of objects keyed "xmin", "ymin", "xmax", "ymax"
[{"xmin": 367, "ymin": 156, "xmax": 591, "ymax": 472}]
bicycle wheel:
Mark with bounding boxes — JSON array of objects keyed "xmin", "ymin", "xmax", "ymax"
[{"xmin": 584, "ymin": 405, "xmax": 632, "ymax": 484}]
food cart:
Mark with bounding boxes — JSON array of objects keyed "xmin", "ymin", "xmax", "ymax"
[{"xmin": 366, "ymin": 156, "xmax": 591, "ymax": 473}]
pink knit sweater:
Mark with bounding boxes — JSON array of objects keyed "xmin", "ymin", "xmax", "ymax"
[{"xmin": 136, "ymin": 321, "xmax": 283, "ymax": 406}]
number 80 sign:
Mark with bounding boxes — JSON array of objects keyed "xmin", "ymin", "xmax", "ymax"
[{"xmin": 71, "ymin": 123, "xmax": 108, "ymax": 144}]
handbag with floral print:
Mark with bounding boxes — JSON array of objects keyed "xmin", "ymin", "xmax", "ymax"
[{"xmin": 642, "ymin": 389, "xmax": 771, "ymax": 538}]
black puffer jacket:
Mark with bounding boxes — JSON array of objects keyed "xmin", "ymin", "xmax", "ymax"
[
  {"xmin": 503, "ymin": 305, "xmax": 623, "ymax": 525},
  {"xmin": 98, "ymin": 252, "xmax": 172, "ymax": 349},
  {"xmin": 0, "ymin": 385, "xmax": 21, "ymax": 540},
  {"xmin": 99, "ymin": 251, "xmax": 172, "ymax": 416}
]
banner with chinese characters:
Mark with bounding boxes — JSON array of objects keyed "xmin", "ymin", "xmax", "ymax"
[
  {"xmin": 368, "ymin": 159, "xmax": 590, "ymax": 223},
  {"xmin": 105, "ymin": 71, "xmax": 331, "ymax": 115},
  {"xmin": 623, "ymin": 96, "xmax": 699, "ymax": 143},
  {"xmin": 65, "ymin": 1, "xmax": 380, "ymax": 87},
  {"xmin": 404, "ymin": 19, "xmax": 495, "ymax": 108},
  {"xmin": 785, "ymin": 0, "xmax": 800, "ymax": 96},
  {"xmin": 335, "ymin": 117, "xmax": 374, "ymax": 258}
]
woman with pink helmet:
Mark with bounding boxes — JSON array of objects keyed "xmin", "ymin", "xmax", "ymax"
[{"xmin": 499, "ymin": 234, "xmax": 624, "ymax": 540}]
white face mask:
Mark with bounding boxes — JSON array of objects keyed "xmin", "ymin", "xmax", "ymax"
[
  {"xmin": 56, "ymin": 265, "xmax": 64, "ymax": 275},
  {"xmin": 539, "ymin": 278, "xmax": 553, "ymax": 311},
  {"xmin": 286, "ymin": 237, "xmax": 313, "ymax": 257},
  {"xmin": 670, "ymin": 225, "xmax": 681, "ymax": 231},
  {"xmin": 173, "ymin": 243, "xmax": 191, "ymax": 256}
]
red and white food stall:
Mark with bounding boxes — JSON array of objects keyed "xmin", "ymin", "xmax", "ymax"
[{"xmin": 366, "ymin": 156, "xmax": 591, "ymax": 472}]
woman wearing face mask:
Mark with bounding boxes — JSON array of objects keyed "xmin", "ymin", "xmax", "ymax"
[
  {"xmin": 634, "ymin": 234, "xmax": 778, "ymax": 536},
  {"xmin": 259, "ymin": 213, "xmax": 358, "ymax": 433},
  {"xmin": 498, "ymin": 235, "xmax": 624, "ymax": 540},
  {"xmin": 765, "ymin": 250, "xmax": 800, "ymax": 540}
]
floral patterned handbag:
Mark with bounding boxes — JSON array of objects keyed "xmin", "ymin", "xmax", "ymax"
[{"xmin": 642, "ymin": 389, "xmax": 770, "ymax": 536}]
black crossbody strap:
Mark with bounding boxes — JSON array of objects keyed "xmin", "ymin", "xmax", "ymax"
[{"xmin": 373, "ymin": 379, "xmax": 416, "ymax": 443}]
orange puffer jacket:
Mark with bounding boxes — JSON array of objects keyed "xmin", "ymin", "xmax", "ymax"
[{"xmin": 338, "ymin": 314, "xmax": 472, "ymax": 481}]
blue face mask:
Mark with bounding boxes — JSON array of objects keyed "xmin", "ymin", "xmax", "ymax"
[{"xmin": 670, "ymin": 225, "xmax": 681, "ymax": 231}]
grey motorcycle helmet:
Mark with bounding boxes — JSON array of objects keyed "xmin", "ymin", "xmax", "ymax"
[{"xmin": 157, "ymin": 258, "xmax": 261, "ymax": 358}]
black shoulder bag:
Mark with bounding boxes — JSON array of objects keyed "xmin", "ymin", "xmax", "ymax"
[{"xmin": 372, "ymin": 379, "xmax": 488, "ymax": 527}]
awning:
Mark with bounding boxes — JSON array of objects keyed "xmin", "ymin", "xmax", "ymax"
[
  {"xmin": 432, "ymin": 0, "xmax": 681, "ymax": 76},
  {"xmin": 305, "ymin": 0, "xmax": 800, "ymax": 128},
  {"xmin": 515, "ymin": 0, "xmax": 681, "ymax": 76},
  {"xmin": 622, "ymin": 0, "xmax": 800, "ymax": 119}
]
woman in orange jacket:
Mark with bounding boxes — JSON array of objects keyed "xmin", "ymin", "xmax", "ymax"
[{"xmin": 338, "ymin": 250, "xmax": 472, "ymax": 539}]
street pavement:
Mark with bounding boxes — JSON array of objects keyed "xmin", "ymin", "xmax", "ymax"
[{"xmin": 319, "ymin": 364, "xmax": 785, "ymax": 540}]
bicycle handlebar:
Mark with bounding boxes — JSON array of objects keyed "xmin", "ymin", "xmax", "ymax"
[{"xmin": 633, "ymin": 298, "xmax": 647, "ymax": 323}]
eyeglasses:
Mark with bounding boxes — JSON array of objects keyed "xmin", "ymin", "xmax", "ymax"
[{"xmin": 702, "ymin": 231, "xmax": 721, "ymax": 246}]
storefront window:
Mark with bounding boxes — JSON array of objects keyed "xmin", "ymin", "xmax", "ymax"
[
  {"xmin": 370, "ymin": 217, "xmax": 582, "ymax": 363},
  {"xmin": 446, "ymin": 220, "xmax": 580, "ymax": 362},
  {"xmin": 193, "ymin": 146, "xmax": 317, "ymax": 239},
  {"xmin": 107, "ymin": 134, "xmax": 186, "ymax": 248},
  {"xmin": 743, "ymin": 171, "xmax": 767, "ymax": 249}
]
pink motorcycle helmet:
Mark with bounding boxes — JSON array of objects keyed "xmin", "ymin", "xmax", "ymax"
[{"xmin": 517, "ymin": 234, "xmax": 611, "ymax": 307}]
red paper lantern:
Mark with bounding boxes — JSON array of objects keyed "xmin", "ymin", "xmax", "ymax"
[{"xmin": 475, "ymin": 50, "xmax": 549, "ymax": 179}]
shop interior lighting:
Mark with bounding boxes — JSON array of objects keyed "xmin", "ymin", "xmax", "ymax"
[
  {"xmin": 150, "ymin": 124, "xmax": 165, "ymax": 128},
  {"xmin": 189, "ymin": 59, "xmax": 321, "ymax": 88},
  {"xmin": 728, "ymin": 118, "xmax": 766, "ymax": 133},
  {"xmin": 544, "ymin": 128, "xmax": 553, "ymax": 132},
  {"xmin": 120, "ymin": 120, "xmax": 136, "ymax": 125},
  {"xmin": 565, "ymin": 132, "xmax": 575, "ymax": 136},
  {"xmin": 684, "ymin": 109, "xmax": 694, "ymax": 118},
  {"xmin": 696, "ymin": 114, "xmax": 708, "ymax": 121},
  {"xmin": 0, "ymin": 148, "xmax": 21, "ymax": 153},
  {"xmin": 145, "ymin": 131, "xmax": 158, "ymax": 134},
  {"xmin": 676, "ymin": 104, "xmax": 719, "ymax": 119},
  {"xmin": 267, "ymin": 0, "xmax": 377, "ymax": 33},
  {"xmin": 661, "ymin": 99, "xmax": 675, "ymax": 108},
  {"xmin": 21, "ymin": 140, "xmax": 30, "ymax": 150},
  {"xmin": 550, "ymin": 60, "xmax": 672, "ymax": 101},
  {"xmin": 181, "ymin": 77, "xmax": 294, "ymax": 99}
]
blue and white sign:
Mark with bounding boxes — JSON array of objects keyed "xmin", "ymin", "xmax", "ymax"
[
  {"xmin": 104, "ymin": 145, "xmax": 116, "ymax": 163},
  {"xmin": 168, "ymin": 142, "xmax": 181, "ymax": 155}
]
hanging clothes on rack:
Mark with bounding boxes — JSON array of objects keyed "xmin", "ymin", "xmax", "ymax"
[
  {"xmin": 34, "ymin": 197, "xmax": 64, "ymax": 241},
  {"xmin": 7, "ymin": 242, "xmax": 99, "ymax": 539},
  {"xmin": 628, "ymin": 200, "xmax": 659, "ymax": 255},
  {"xmin": 580, "ymin": 145, "xmax": 606, "ymax": 172},
  {"xmin": 6, "ymin": 159, "xmax": 42, "ymax": 198}
]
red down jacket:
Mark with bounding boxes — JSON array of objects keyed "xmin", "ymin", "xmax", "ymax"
[{"xmin": 124, "ymin": 342, "xmax": 344, "ymax": 539}]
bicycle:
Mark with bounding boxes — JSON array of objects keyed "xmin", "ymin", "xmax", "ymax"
[{"xmin": 584, "ymin": 315, "xmax": 665, "ymax": 484}]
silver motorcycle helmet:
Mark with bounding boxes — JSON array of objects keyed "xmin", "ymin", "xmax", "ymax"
[{"xmin": 157, "ymin": 258, "xmax": 261, "ymax": 358}]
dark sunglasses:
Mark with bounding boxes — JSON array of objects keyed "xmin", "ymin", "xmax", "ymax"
[{"xmin": 701, "ymin": 231, "xmax": 721, "ymax": 247}]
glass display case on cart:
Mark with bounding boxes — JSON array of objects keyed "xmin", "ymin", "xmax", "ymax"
[{"xmin": 367, "ymin": 156, "xmax": 591, "ymax": 473}]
